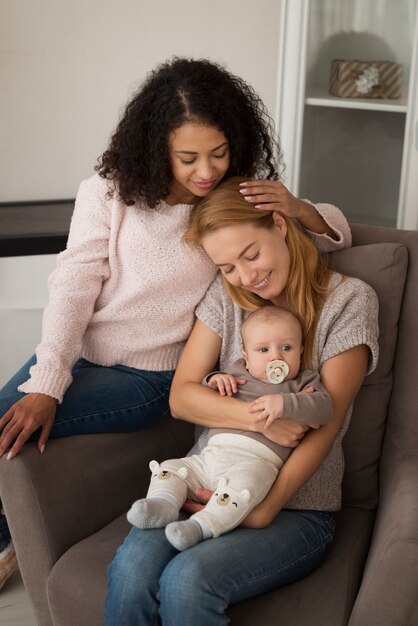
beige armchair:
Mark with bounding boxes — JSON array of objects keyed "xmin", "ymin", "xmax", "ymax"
[{"xmin": 1, "ymin": 222, "xmax": 417, "ymax": 626}]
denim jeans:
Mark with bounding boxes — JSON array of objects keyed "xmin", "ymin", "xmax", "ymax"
[
  {"xmin": 0, "ymin": 355, "xmax": 174, "ymax": 551},
  {"xmin": 103, "ymin": 509, "xmax": 335, "ymax": 626}
]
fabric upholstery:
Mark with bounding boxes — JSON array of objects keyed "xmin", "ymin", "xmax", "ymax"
[
  {"xmin": 329, "ymin": 243, "xmax": 408, "ymax": 508},
  {"xmin": 347, "ymin": 224, "xmax": 418, "ymax": 626},
  {"xmin": 0, "ymin": 416, "xmax": 194, "ymax": 626},
  {"xmin": 47, "ymin": 515, "xmax": 130, "ymax": 626}
]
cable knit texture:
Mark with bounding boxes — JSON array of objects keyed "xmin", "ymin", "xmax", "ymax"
[{"xmin": 18, "ymin": 174, "xmax": 351, "ymax": 403}]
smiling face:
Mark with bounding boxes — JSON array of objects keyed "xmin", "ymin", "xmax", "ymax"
[
  {"xmin": 201, "ymin": 217, "xmax": 291, "ymax": 306},
  {"xmin": 167, "ymin": 121, "xmax": 230, "ymax": 204},
  {"xmin": 241, "ymin": 311, "xmax": 303, "ymax": 382}
]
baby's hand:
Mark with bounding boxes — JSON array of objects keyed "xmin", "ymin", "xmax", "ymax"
[
  {"xmin": 207, "ymin": 373, "xmax": 246, "ymax": 397},
  {"xmin": 248, "ymin": 394, "xmax": 284, "ymax": 428}
]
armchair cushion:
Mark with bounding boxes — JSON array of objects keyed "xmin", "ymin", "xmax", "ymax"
[
  {"xmin": 329, "ymin": 243, "xmax": 408, "ymax": 509},
  {"xmin": 47, "ymin": 515, "xmax": 130, "ymax": 626}
]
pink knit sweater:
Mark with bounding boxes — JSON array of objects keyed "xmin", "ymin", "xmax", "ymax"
[{"xmin": 19, "ymin": 174, "xmax": 351, "ymax": 402}]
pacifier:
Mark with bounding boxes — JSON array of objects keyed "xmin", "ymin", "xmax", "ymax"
[{"xmin": 266, "ymin": 360, "xmax": 289, "ymax": 384}]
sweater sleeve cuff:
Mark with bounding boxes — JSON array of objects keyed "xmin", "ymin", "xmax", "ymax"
[
  {"xmin": 18, "ymin": 369, "xmax": 73, "ymax": 404},
  {"xmin": 320, "ymin": 327, "xmax": 379, "ymax": 376},
  {"xmin": 302, "ymin": 201, "xmax": 352, "ymax": 251}
]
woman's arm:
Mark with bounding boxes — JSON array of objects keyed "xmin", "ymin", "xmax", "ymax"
[
  {"xmin": 170, "ymin": 319, "xmax": 308, "ymax": 443},
  {"xmin": 18, "ymin": 177, "xmax": 111, "ymax": 402},
  {"xmin": 238, "ymin": 180, "xmax": 350, "ymax": 243},
  {"xmin": 241, "ymin": 344, "xmax": 369, "ymax": 528},
  {"xmin": 0, "ymin": 178, "xmax": 110, "ymax": 458}
]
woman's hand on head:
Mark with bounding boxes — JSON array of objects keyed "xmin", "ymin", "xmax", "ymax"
[
  {"xmin": 239, "ymin": 179, "xmax": 311, "ymax": 221},
  {"xmin": 239, "ymin": 179, "xmax": 337, "ymax": 238},
  {"xmin": 0, "ymin": 393, "xmax": 58, "ymax": 459}
]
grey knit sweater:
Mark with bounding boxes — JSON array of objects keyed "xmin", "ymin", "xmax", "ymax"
[{"xmin": 194, "ymin": 272, "xmax": 379, "ymax": 511}]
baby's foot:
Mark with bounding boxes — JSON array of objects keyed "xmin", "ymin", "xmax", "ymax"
[
  {"xmin": 165, "ymin": 520, "xmax": 203, "ymax": 551},
  {"xmin": 127, "ymin": 498, "xmax": 179, "ymax": 529}
]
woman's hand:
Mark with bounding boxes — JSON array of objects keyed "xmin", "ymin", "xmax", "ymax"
[
  {"xmin": 257, "ymin": 417, "xmax": 310, "ymax": 448},
  {"xmin": 182, "ymin": 488, "xmax": 213, "ymax": 514},
  {"xmin": 239, "ymin": 179, "xmax": 336, "ymax": 238},
  {"xmin": 0, "ymin": 393, "xmax": 58, "ymax": 459},
  {"xmin": 239, "ymin": 179, "xmax": 312, "ymax": 220},
  {"xmin": 248, "ymin": 394, "xmax": 284, "ymax": 427},
  {"xmin": 181, "ymin": 487, "xmax": 275, "ymax": 529}
]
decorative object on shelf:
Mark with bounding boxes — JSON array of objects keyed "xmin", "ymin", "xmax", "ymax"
[{"xmin": 330, "ymin": 60, "xmax": 402, "ymax": 99}]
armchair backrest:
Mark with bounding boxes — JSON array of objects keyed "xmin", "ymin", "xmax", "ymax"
[{"xmin": 329, "ymin": 223, "xmax": 417, "ymax": 510}]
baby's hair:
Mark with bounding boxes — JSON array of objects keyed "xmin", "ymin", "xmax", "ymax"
[{"xmin": 241, "ymin": 305, "xmax": 302, "ymax": 346}]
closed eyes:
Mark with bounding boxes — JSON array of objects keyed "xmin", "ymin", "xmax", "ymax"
[{"xmin": 180, "ymin": 151, "xmax": 228, "ymax": 165}]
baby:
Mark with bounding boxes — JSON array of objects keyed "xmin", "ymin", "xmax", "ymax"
[{"xmin": 127, "ymin": 306, "xmax": 333, "ymax": 551}]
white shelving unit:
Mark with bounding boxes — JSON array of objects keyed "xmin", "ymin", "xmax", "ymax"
[{"xmin": 275, "ymin": 0, "xmax": 418, "ymax": 229}]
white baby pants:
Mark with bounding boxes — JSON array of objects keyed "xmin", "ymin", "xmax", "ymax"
[{"xmin": 147, "ymin": 433, "xmax": 282, "ymax": 538}]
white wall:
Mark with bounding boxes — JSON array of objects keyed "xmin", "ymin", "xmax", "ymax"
[
  {"xmin": 0, "ymin": 0, "xmax": 283, "ymax": 201},
  {"xmin": 0, "ymin": 0, "xmax": 283, "ymax": 386}
]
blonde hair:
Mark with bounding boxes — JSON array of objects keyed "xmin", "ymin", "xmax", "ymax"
[{"xmin": 185, "ymin": 176, "xmax": 333, "ymax": 367}]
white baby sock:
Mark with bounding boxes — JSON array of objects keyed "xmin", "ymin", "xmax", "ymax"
[
  {"xmin": 127, "ymin": 496, "xmax": 179, "ymax": 529},
  {"xmin": 165, "ymin": 518, "xmax": 213, "ymax": 551}
]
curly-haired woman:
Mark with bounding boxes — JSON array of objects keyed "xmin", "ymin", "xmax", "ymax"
[{"xmin": 0, "ymin": 57, "xmax": 350, "ymax": 588}]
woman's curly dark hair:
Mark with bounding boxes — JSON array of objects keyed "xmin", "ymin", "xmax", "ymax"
[{"xmin": 96, "ymin": 57, "xmax": 284, "ymax": 207}]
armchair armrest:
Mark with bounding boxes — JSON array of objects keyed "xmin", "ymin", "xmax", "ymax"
[
  {"xmin": 349, "ymin": 453, "xmax": 418, "ymax": 626},
  {"xmin": 0, "ymin": 415, "xmax": 193, "ymax": 561},
  {"xmin": 0, "ymin": 414, "xmax": 194, "ymax": 625}
]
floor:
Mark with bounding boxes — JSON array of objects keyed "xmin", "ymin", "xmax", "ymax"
[{"xmin": 0, "ymin": 568, "xmax": 37, "ymax": 625}]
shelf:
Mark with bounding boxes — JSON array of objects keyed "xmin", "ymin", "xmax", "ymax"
[
  {"xmin": 305, "ymin": 87, "xmax": 408, "ymax": 113},
  {"xmin": 0, "ymin": 200, "xmax": 74, "ymax": 257}
]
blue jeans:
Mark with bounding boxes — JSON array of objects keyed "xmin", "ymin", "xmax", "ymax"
[
  {"xmin": 103, "ymin": 509, "xmax": 335, "ymax": 626},
  {"xmin": 0, "ymin": 355, "xmax": 174, "ymax": 551}
]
